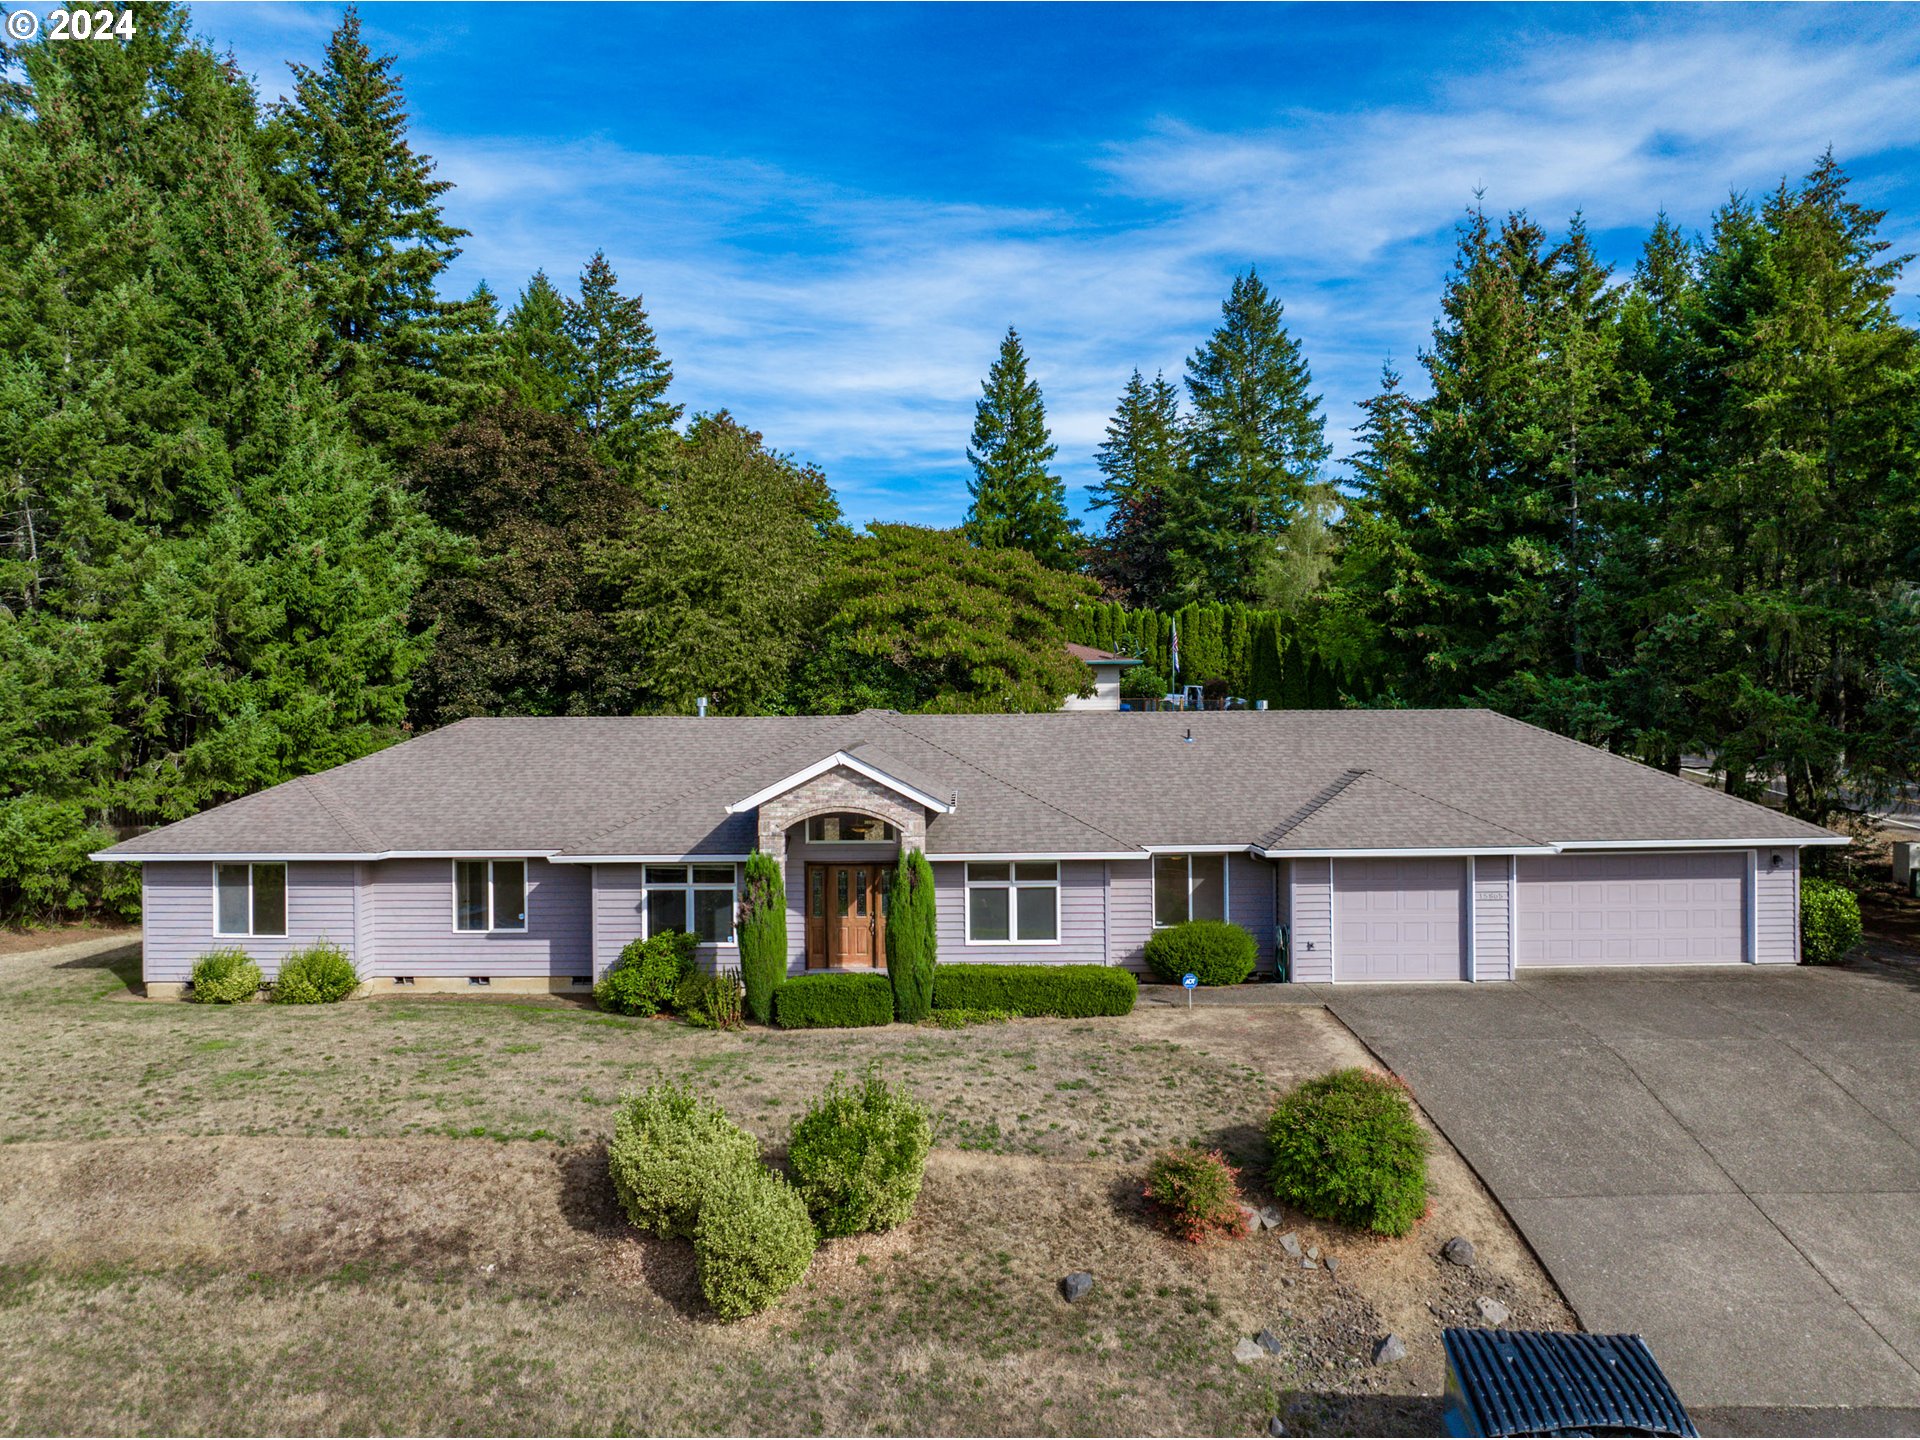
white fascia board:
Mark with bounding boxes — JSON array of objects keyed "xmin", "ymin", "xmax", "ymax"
[
  {"xmin": 923, "ymin": 851, "xmax": 1143, "ymax": 862},
  {"xmin": 1548, "ymin": 836, "xmax": 1847, "ymax": 849},
  {"xmin": 724, "ymin": 752, "xmax": 955, "ymax": 816},
  {"xmin": 1257, "ymin": 845, "xmax": 1558, "ymax": 860},
  {"xmin": 1138, "ymin": 843, "xmax": 1261, "ymax": 855},
  {"xmin": 549, "ymin": 854, "xmax": 754, "ymax": 865},
  {"xmin": 90, "ymin": 849, "xmax": 562, "ymax": 864}
]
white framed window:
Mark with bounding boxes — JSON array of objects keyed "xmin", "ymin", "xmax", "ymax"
[
  {"xmin": 452, "ymin": 859, "xmax": 528, "ymax": 933},
  {"xmin": 214, "ymin": 862, "xmax": 286, "ymax": 937},
  {"xmin": 964, "ymin": 861, "xmax": 1060, "ymax": 944},
  {"xmin": 643, "ymin": 864, "xmax": 738, "ymax": 944},
  {"xmin": 805, "ymin": 813, "xmax": 898, "ymax": 843},
  {"xmin": 1153, "ymin": 854, "xmax": 1228, "ymax": 927}
]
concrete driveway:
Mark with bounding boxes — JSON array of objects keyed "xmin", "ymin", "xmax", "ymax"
[{"xmin": 1318, "ymin": 966, "xmax": 1920, "ymax": 1421}]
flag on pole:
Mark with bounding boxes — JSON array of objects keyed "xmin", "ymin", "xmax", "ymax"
[{"xmin": 1170, "ymin": 619, "xmax": 1180, "ymax": 685}]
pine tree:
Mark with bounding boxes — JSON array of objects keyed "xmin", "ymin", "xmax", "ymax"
[
  {"xmin": 962, "ymin": 327, "xmax": 1076, "ymax": 568},
  {"xmin": 1088, "ymin": 370, "xmax": 1182, "ymax": 604},
  {"xmin": 271, "ymin": 8, "xmax": 478, "ymax": 456},
  {"xmin": 564, "ymin": 251, "xmax": 681, "ymax": 476},
  {"xmin": 1167, "ymin": 270, "xmax": 1330, "ymax": 602},
  {"xmin": 503, "ymin": 269, "xmax": 578, "ymax": 415}
]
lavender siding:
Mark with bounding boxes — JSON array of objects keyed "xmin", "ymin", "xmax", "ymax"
[
  {"xmin": 590, "ymin": 862, "xmax": 742, "ymax": 976},
  {"xmin": 365, "ymin": 857, "xmax": 590, "ymax": 978},
  {"xmin": 140, "ymin": 861, "xmax": 358, "ymax": 983},
  {"xmin": 932, "ymin": 860, "xmax": 1107, "ymax": 963},
  {"xmin": 1470, "ymin": 856, "xmax": 1514, "ymax": 982},
  {"xmin": 1287, "ymin": 858, "xmax": 1334, "ymax": 984},
  {"xmin": 1754, "ymin": 847, "xmax": 1800, "ymax": 965},
  {"xmin": 1107, "ymin": 858, "xmax": 1153, "ymax": 970},
  {"xmin": 1227, "ymin": 854, "xmax": 1278, "ymax": 971}
]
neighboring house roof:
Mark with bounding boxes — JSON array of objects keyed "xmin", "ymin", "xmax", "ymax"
[
  {"xmin": 96, "ymin": 708, "xmax": 1843, "ymax": 862},
  {"xmin": 1065, "ymin": 643, "xmax": 1144, "ymax": 668}
]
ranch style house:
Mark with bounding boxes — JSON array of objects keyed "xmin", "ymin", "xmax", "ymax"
[{"xmin": 94, "ymin": 709, "xmax": 1844, "ymax": 997}]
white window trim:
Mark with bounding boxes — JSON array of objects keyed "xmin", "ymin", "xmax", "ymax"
[
  {"xmin": 1151, "ymin": 853, "xmax": 1232, "ymax": 929},
  {"xmin": 642, "ymin": 864, "xmax": 741, "ymax": 947},
  {"xmin": 212, "ymin": 861, "xmax": 288, "ymax": 938},
  {"xmin": 963, "ymin": 861, "xmax": 1062, "ymax": 946},
  {"xmin": 450, "ymin": 859, "xmax": 530, "ymax": 935}
]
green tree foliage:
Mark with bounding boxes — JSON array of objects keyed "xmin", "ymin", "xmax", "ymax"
[
  {"xmin": 737, "ymin": 851, "xmax": 787, "ymax": 1024},
  {"xmin": 1088, "ymin": 369, "xmax": 1183, "ymax": 605},
  {"xmin": 596, "ymin": 413, "xmax": 841, "ymax": 713},
  {"xmin": 885, "ymin": 849, "xmax": 936, "ymax": 1021},
  {"xmin": 963, "ymin": 328, "xmax": 1076, "ymax": 568},
  {"xmin": 795, "ymin": 526, "xmax": 1098, "ymax": 713},
  {"xmin": 407, "ymin": 400, "xmax": 638, "ymax": 725},
  {"xmin": 271, "ymin": 7, "xmax": 486, "ymax": 456},
  {"xmin": 503, "ymin": 269, "xmax": 578, "ymax": 414},
  {"xmin": 565, "ymin": 251, "xmax": 682, "ymax": 475},
  {"xmin": 1166, "ymin": 271, "xmax": 1331, "ymax": 603},
  {"xmin": 1064, "ymin": 601, "xmax": 1355, "ymax": 708}
]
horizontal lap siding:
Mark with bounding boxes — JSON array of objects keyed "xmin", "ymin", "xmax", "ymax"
[
  {"xmin": 933, "ymin": 860, "xmax": 1106, "ymax": 964},
  {"xmin": 1287, "ymin": 858, "xmax": 1333, "ymax": 984},
  {"xmin": 369, "ymin": 857, "xmax": 590, "ymax": 978},
  {"xmin": 1107, "ymin": 859, "xmax": 1153, "ymax": 971},
  {"xmin": 1228, "ymin": 854, "xmax": 1278, "ymax": 971},
  {"xmin": 140, "ymin": 861, "xmax": 358, "ymax": 982},
  {"xmin": 1472, "ymin": 857, "xmax": 1513, "ymax": 982},
  {"xmin": 1754, "ymin": 848, "xmax": 1799, "ymax": 965},
  {"xmin": 592, "ymin": 863, "xmax": 744, "ymax": 977}
]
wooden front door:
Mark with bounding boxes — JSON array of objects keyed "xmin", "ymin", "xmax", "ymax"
[{"xmin": 807, "ymin": 864, "xmax": 889, "ymax": 968}]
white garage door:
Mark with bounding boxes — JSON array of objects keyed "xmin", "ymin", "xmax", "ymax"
[
  {"xmin": 1517, "ymin": 852, "xmax": 1745, "ymax": 967},
  {"xmin": 1333, "ymin": 858, "xmax": 1466, "ymax": 981}
]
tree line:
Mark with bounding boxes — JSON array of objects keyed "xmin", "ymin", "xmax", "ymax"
[{"xmin": 0, "ymin": 4, "xmax": 1913, "ymax": 921}]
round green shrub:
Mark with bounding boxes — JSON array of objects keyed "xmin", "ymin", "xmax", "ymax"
[
  {"xmin": 595, "ymin": 930, "xmax": 697, "ymax": 1016},
  {"xmin": 1801, "ymin": 876, "xmax": 1864, "ymax": 966},
  {"xmin": 189, "ymin": 947, "xmax": 261, "ymax": 1004},
  {"xmin": 271, "ymin": 941, "xmax": 360, "ymax": 1004},
  {"xmin": 1268, "ymin": 1067, "xmax": 1427, "ymax": 1238},
  {"xmin": 606, "ymin": 1080, "xmax": 760, "ymax": 1238},
  {"xmin": 1144, "ymin": 919, "xmax": 1257, "ymax": 986},
  {"xmin": 694, "ymin": 1163, "xmax": 817, "ymax": 1321},
  {"xmin": 787, "ymin": 1067, "xmax": 932, "ymax": 1237},
  {"xmin": 1144, "ymin": 1146, "xmax": 1247, "ymax": 1245}
]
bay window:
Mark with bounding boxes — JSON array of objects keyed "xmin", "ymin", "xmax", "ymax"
[
  {"xmin": 965, "ymin": 862, "xmax": 1059, "ymax": 943},
  {"xmin": 644, "ymin": 864, "xmax": 739, "ymax": 944},
  {"xmin": 453, "ymin": 859, "xmax": 527, "ymax": 933},
  {"xmin": 1153, "ymin": 853, "xmax": 1227, "ymax": 927},
  {"xmin": 215, "ymin": 862, "xmax": 286, "ymax": 937}
]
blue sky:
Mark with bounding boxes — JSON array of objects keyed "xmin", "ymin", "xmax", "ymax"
[{"xmin": 185, "ymin": 2, "xmax": 1920, "ymax": 526}]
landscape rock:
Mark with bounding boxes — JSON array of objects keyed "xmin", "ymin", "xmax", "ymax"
[
  {"xmin": 1233, "ymin": 1337, "xmax": 1266, "ymax": 1365},
  {"xmin": 1257, "ymin": 1328, "xmax": 1283, "ymax": 1356},
  {"xmin": 1266, "ymin": 1419, "xmax": 1286, "ymax": 1437},
  {"xmin": 1260, "ymin": 1206, "xmax": 1283, "ymax": 1230},
  {"xmin": 1477, "ymin": 1297, "xmax": 1511, "ymax": 1326},
  {"xmin": 1237, "ymin": 1204, "xmax": 1261, "ymax": 1232},
  {"xmin": 1059, "ymin": 1271, "xmax": 1094, "ymax": 1303},
  {"xmin": 1307, "ymin": 1245, "xmax": 1321, "ymax": 1261},
  {"xmin": 1324, "ymin": 1255, "xmax": 1340, "ymax": 1277},
  {"xmin": 1301, "ymin": 1257, "xmax": 1318, "ymax": 1270},
  {"xmin": 1441, "ymin": 1236, "xmax": 1476, "ymax": 1267},
  {"xmin": 1371, "ymin": 1333, "xmax": 1409, "ymax": 1366},
  {"xmin": 1279, "ymin": 1232, "xmax": 1303, "ymax": 1258}
]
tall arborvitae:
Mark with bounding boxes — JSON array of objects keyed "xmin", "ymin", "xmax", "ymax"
[
  {"xmin": 503, "ymin": 270, "xmax": 578, "ymax": 415},
  {"xmin": 272, "ymin": 6, "xmax": 479, "ymax": 456},
  {"xmin": 1088, "ymin": 369, "xmax": 1182, "ymax": 605},
  {"xmin": 962, "ymin": 327, "xmax": 1076, "ymax": 568},
  {"xmin": 564, "ymin": 251, "xmax": 681, "ymax": 476},
  {"xmin": 1167, "ymin": 270, "xmax": 1330, "ymax": 602}
]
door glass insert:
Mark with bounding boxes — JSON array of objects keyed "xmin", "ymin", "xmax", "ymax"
[
  {"xmin": 836, "ymin": 869, "xmax": 849, "ymax": 915},
  {"xmin": 811, "ymin": 869, "xmax": 824, "ymax": 918},
  {"xmin": 856, "ymin": 869, "xmax": 868, "ymax": 917}
]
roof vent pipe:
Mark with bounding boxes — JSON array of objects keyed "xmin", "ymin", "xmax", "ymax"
[
  {"xmin": 1255, "ymin": 699, "xmax": 1268, "ymax": 711},
  {"xmin": 696, "ymin": 696, "xmax": 708, "ymax": 718},
  {"xmin": 1184, "ymin": 727, "xmax": 1193, "ymax": 743}
]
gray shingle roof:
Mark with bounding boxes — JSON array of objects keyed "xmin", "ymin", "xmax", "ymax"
[{"xmin": 98, "ymin": 708, "xmax": 1839, "ymax": 861}]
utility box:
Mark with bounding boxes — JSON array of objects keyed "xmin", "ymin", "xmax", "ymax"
[
  {"xmin": 1441, "ymin": 1329, "xmax": 1696, "ymax": 1438},
  {"xmin": 1894, "ymin": 842, "xmax": 1916, "ymax": 889}
]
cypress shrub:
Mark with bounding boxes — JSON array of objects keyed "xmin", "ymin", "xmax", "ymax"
[
  {"xmin": 270, "ymin": 941, "xmax": 360, "ymax": 1003},
  {"xmin": 189, "ymin": 947, "xmax": 261, "ymax": 1004},
  {"xmin": 931, "ymin": 963, "xmax": 1136, "ymax": 1017},
  {"xmin": 1144, "ymin": 919, "xmax": 1257, "ymax": 986},
  {"xmin": 772, "ymin": 972, "xmax": 894, "ymax": 1029},
  {"xmin": 1801, "ymin": 876, "xmax": 1863, "ymax": 966},
  {"xmin": 886, "ymin": 849, "xmax": 937, "ymax": 1022},
  {"xmin": 1268, "ymin": 1068, "xmax": 1427, "ymax": 1237},
  {"xmin": 737, "ymin": 852, "xmax": 786, "ymax": 1023}
]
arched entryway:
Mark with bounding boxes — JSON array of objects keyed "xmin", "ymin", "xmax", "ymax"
[{"xmin": 788, "ymin": 810, "xmax": 899, "ymax": 970}]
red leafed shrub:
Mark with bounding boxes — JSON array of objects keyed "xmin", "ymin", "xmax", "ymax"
[{"xmin": 1143, "ymin": 1146, "xmax": 1249, "ymax": 1244}]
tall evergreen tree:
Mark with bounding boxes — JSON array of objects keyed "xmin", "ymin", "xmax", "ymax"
[
  {"xmin": 503, "ymin": 269, "xmax": 578, "ymax": 415},
  {"xmin": 271, "ymin": 6, "xmax": 479, "ymax": 456},
  {"xmin": 1088, "ymin": 369, "xmax": 1182, "ymax": 605},
  {"xmin": 1166, "ymin": 270, "xmax": 1330, "ymax": 602},
  {"xmin": 963, "ymin": 327, "xmax": 1076, "ymax": 568},
  {"xmin": 563, "ymin": 251, "xmax": 681, "ymax": 476}
]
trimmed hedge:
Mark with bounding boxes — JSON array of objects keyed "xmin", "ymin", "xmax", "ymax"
[
  {"xmin": 606, "ymin": 1079, "xmax": 760, "ymax": 1238},
  {"xmin": 773, "ymin": 972, "xmax": 894, "ymax": 1029},
  {"xmin": 693, "ymin": 1162, "xmax": 817, "ymax": 1320},
  {"xmin": 1268, "ymin": 1067, "xmax": 1427, "ymax": 1238},
  {"xmin": 189, "ymin": 947, "xmax": 261, "ymax": 1004},
  {"xmin": 788, "ymin": 1067, "xmax": 932, "ymax": 1237},
  {"xmin": 931, "ymin": 963, "xmax": 1136, "ymax": 1018},
  {"xmin": 270, "ymin": 941, "xmax": 360, "ymax": 1004},
  {"xmin": 1144, "ymin": 919, "xmax": 1257, "ymax": 986},
  {"xmin": 1801, "ymin": 876, "xmax": 1863, "ymax": 966}
]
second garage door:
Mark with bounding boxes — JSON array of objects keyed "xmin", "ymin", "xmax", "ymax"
[
  {"xmin": 1517, "ymin": 851, "xmax": 1745, "ymax": 967},
  {"xmin": 1333, "ymin": 858, "xmax": 1466, "ymax": 981}
]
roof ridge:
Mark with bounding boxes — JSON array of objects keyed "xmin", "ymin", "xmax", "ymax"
[
  {"xmin": 1258, "ymin": 768, "xmax": 1369, "ymax": 849},
  {"xmin": 872, "ymin": 713, "xmax": 1142, "ymax": 851},
  {"xmin": 297, "ymin": 773, "xmax": 386, "ymax": 853}
]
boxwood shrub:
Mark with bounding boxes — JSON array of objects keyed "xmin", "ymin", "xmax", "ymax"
[
  {"xmin": 1268, "ymin": 1067, "xmax": 1427, "ymax": 1238},
  {"xmin": 606, "ymin": 1079, "xmax": 760, "ymax": 1238},
  {"xmin": 772, "ymin": 972, "xmax": 894, "ymax": 1029},
  {"xmin": 1801, "ymin": 876, "xmax": 1864, "ymax": 966},
  {"xmin": 930, "ymin": 963, "xmax": 1136, "ymax": 1018},
  {"xmin": 1144, "ymin": 919, "xmax": 1257, "ymax": 986},
  {"xmin": 189, "ymin": 947, "xmax": 261, "ymax": 1004},
  {"xmin": 693, "ymin": 1162, "xmax": 817, "ymax": 1320},
  {"xmin": 595, "ymin": 930, "xmax": 699, "ymax": 1016},
  {"xmin": 787, "ymin": 1067, "xmax": 932, "ymax": 1237},
  {"xmin": 270, "ymin": 941, "xmax": 360, "ymax": 1004}
]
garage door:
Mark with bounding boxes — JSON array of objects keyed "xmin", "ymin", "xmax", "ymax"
[
  {"xmin": 1333, "ymin": 858, "xmax": 1466, "ymax": 981},
  {"xmin": 1517, "ymin": 852, "xmax": 1745, "ymax": 967}
]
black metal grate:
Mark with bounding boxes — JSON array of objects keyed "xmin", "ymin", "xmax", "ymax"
[{"xmin": 1442, "ymin": 1328, "xmax": 1698, "ymax": 1437}]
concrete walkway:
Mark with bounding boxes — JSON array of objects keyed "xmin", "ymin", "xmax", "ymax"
[{"xmin": 1320, "ymin": 966, "xmax": 1920, "ymax": 1419}]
